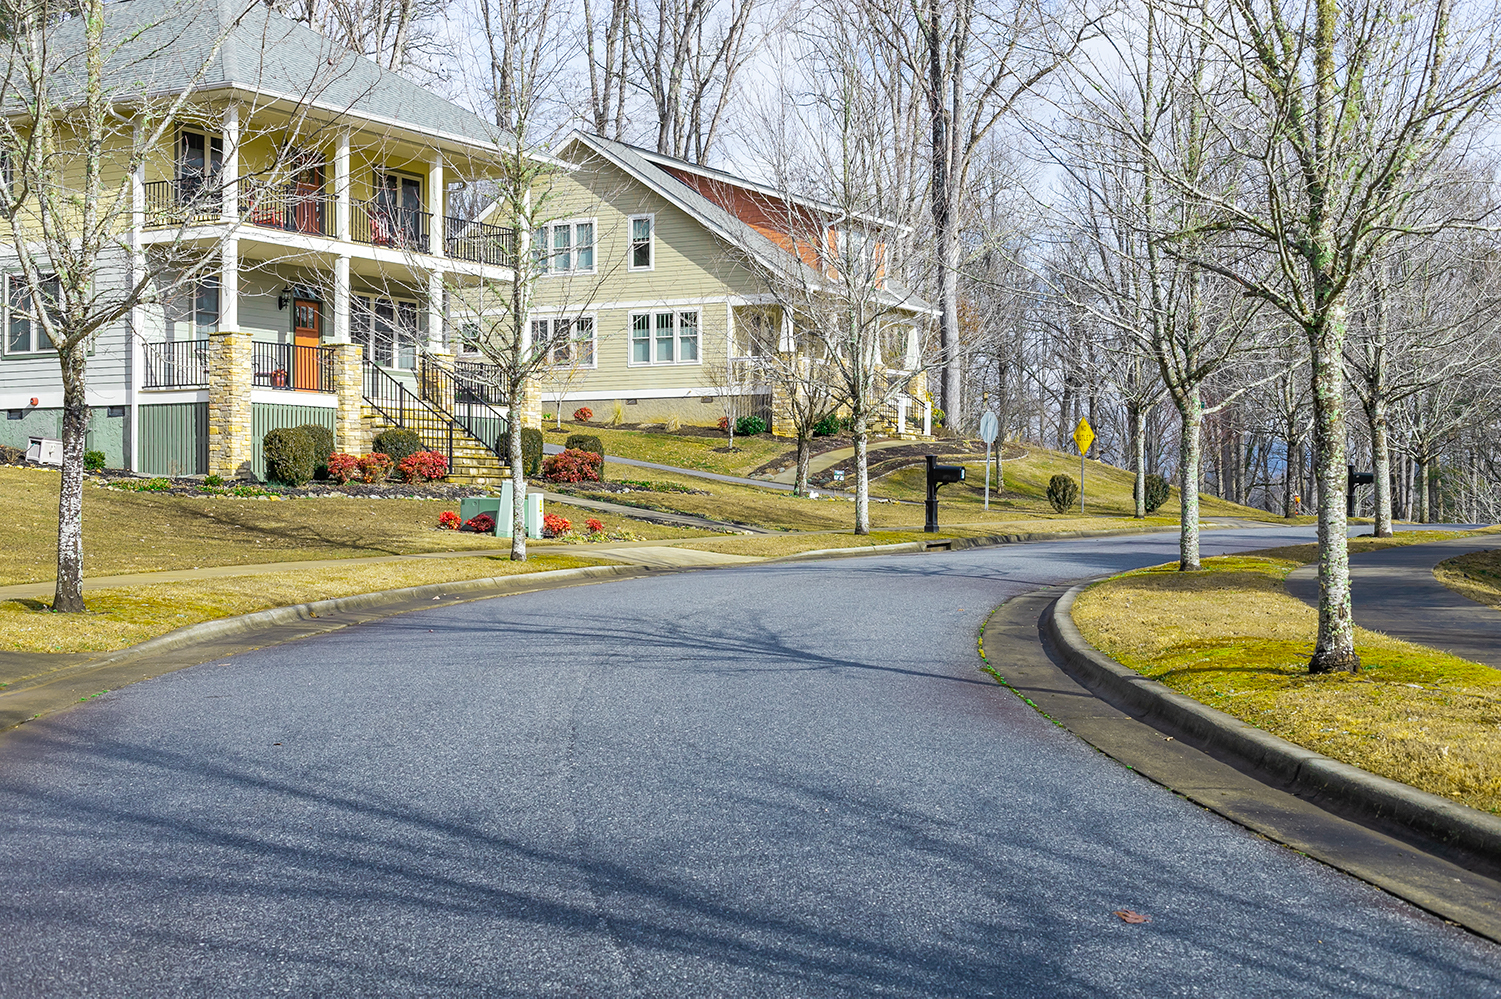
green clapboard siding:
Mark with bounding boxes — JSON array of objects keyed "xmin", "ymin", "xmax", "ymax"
[
  {"xmin": 138, "ymin": 403, "xmax": 208, "ymax": 476},
  {"xmin": 251, "ymin": 402, "xmax": 336, "ymax": 481}
]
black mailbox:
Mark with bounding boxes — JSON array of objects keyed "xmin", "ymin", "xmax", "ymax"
[
  {"xmin": 1346, "ymin": 464, "xmax": 1374, "ymax": 517},
  {"xmin": 925, "ymin": 455, "xmax": 966, "ymax": 532}
]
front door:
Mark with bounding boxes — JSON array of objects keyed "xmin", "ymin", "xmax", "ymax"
[{"xmin": 293, "ymin": 299, "xmax": 321, "ymax": 391}]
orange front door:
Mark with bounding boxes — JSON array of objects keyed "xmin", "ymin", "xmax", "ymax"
[{"xmin": 293, "ymin": 300, "xmax": 321, "ymax": 390}]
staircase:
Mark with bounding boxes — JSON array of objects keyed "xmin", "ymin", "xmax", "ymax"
[{"xmin": 361, "ymin": 358, "xmax": 512, "ymax": 486}]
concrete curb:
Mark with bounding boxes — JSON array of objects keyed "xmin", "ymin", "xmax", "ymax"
[
  {"xmin": 772, "ymin": 523, "xmax": 1206, "ymax": 563},
  {"xmin": 1045, "ymin": 581, "xmax": 1501, "ymax": 874}
]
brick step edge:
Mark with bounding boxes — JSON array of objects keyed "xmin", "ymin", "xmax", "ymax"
[{"xmin": 1045, "ymin": 582, "xmax": 1501, "ymax": 875}]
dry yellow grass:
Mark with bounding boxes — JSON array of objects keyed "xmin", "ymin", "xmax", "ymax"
[
  {"xmin": 0, "ymin": 552, "xmax": 600, "ymax": 657},
  {"xmin": 1435, "ymin": 549, "xmax": 1501, "ymax": 609},
  {"xmin": 1072, "ymin": 548, "xmax": 1501, "ymax": 814}
]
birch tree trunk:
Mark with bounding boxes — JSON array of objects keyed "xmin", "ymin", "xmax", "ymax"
[
  {"xmin": 509, "ymin": 404, "xmax": 528, "ymax": 560},
  {"xmin": 795, "ymin": 436, "xmax": 811, "ymax": 496},
  {"xmin": 1176, "ymin": 387, "xmax": 1202, "ymax": 571},
  {"xmin": 1308, "ymin": 307, "xmax": 1359, "ymax": 673},
  {"xmin": 1368, "ymin": 397, "xmax": 1393, "ymax": 537},
  {"xmin": 1416, "ymin": 455, "xmax": 1430, "ymax": 522},
  {"xmin": 53, "ymin": 345, "xmax": 88, "ymax": 612},
  {"xmin": 1132, "ymin": 402, "xmax": 1147, "ymax": 519},
  {"xmin": 854, "ymin": 412, "xmax": 870, "ymax": 534}
]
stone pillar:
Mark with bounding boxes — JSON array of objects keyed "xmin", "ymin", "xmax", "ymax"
[
  {"xmin": 207, "ymin": 330, "xmax": 253, "ymax": 479},
  {"xmin": 332, "ymin": 343, "xmax": 366, "ymax": 456},
  {"xmin": 422, "ymin": 349, "xmax": 455, "ymax": 413},
  {"xmin": 517, "ymin": 374, "xmax": 544, "ymax": 429},
  {"xmin": 769, "ymin": 356, "xmax": 806, "ymax": 439}
]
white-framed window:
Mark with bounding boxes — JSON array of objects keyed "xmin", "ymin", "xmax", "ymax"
[
  {"xmin": 531, "ymin": 315, "xmax": 597, "ymax": 368},
  {"xmin": 456, "ymin": 320, "xmax": 482, "ymax": 355},
  {"xmin": 353, "ymin": 294, "xmax": 421, "ymax": 369},
  {"xmin": 537, "ymin": 219, "xmax": 596, "ymax": 275},
  {"xmin": 165, "ymin": 276, "xmax": 219, "ymax": 341},
  {"xmin": 628, "ymin": 214, "xmax": 654, "ymax": 271},
  {"xmin": 630, "ymin": 309, "xmax": 699, "ymax": 365},
  {"xmin": 177, "ymin": 128, "xmax": 223, "ymax": 192},
  {"xmin": 4, "ymin": 273, "xmax": 58, "ymax": 355}
]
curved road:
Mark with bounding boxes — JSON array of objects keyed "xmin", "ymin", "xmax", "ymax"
[{"xmin": 1, "ymin": 527, "xmax": 1498, "ymax": 996}]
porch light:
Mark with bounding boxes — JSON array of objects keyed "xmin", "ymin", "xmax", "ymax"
[{"xmin": 277, "ymin": 287, "xmax": 290, "ymax": 310}]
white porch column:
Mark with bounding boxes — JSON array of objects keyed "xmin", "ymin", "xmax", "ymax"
[
  {"xmin": 897, "ymin": 397, "xmax": 908, "ymax": 436},
  {"xmin": 128, "ymin": 127, "xmax": 145, "ymax": 471},
  {"xmin": 923, "ymin": 398, "xmax": 932, "ymax": 437},
  {"xmin": 335, "ymin": 129, "xmax": 351, "ymax": 242},
  {"xmin": 428, "ymin": 152, "xmax": 444, "ymax": 257},
  {"xmin": 427, "ymin": 269, "xmax": 444, "ymax": 350},
  {"xmin": 220, "ymin": 102, "xmax": 238, "ymax": 220},
  {"xmin": 221, "ymin": 238, "xmax": 239, "ymax": 331},
  {"xmin": 333, "ymin": 254, "xmax": 351, "ymax": 343}
]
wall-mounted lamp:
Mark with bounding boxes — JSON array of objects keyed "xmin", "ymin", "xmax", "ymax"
[{"xmin": 277, "ymin": 287, "xmax": 290, "ymax": 310}]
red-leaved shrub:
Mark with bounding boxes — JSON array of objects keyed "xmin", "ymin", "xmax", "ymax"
[
  {"xmin": 327, "ymin": 452, "xmax": 360, "ymax": 484},
  {"xmin": 542, "ymin": 448, "xmax": 603, "ymax": 483},
  {"xmin": 585, "ymin": 518, "xmax": 604, "ymax": 533},
  {"xmin": 573, "ymin": 406, "xmax": 593, "ymax": 422},
  {"xmin": 463, "ymin": 513, "xmax": 496, "ymax": 533},
  {"xmin": 399, "ymin": 450, "xmax": 449, "ymax": 483},
  {"xmin": 542, "ymin": 513, "xmax": 572, "ymax": 538},
  {"xmin": 357, "ymin": 452, "xmax": 393, "ymax": 483},
  {"xmin": 717, "ymin": 416, "xmax": 730, "ymax": 431},
  {"xmin": 438, "ymin": 510, "xmax": 461, "ymax": 530}
]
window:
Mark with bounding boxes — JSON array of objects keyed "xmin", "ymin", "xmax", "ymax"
[
  {"xmin": 353, "ymin": 295, "xmax": 421, "ymax": 369},
  {"xmin": 538, "ymin": 220, "xmax": 595, "ymax": 275},
  {"xmin": 177, "ymin": 129, "xmax": 223, "ymax": 200},
  {"xmin": 166, "ymin": 276, "xmax": 219, "ymax": 340},
  {"xmin": 630, "ymin": 309, "xmax": 699, "ymax": 365},
  {"xmin": 532, "ymin": 316, "xmax": 596, "ymax": 368},
  {"xmin": 629, "ymin": 215, "xmax": 654, "ymax": 270},
  {"xmin": 372, "ymin": 172, "xmax": 424, "ymax": 248},
  {"xmin": 5, "ymin": 274, "xmax": 58, "ymax": 354},
  {"xmin": 457, "ymin": 320, "xmax": 482, "ymax": 354}
]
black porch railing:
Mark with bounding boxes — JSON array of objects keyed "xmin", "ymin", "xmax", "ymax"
[
  {"xmin": 143, "ymin": 179, "xmax": 223, "ymax": 227},
  {"xmin": 252, "ymin": 342, "xmax": 334, "ymax": 393},
  {"xmin": 444, "ymin": 217, "xmax": 515, "ymax": 265},
  {"xmin": 353, "ymin": 201, "xmax": 431, "ymax": 253},
  {"xmin": 363, "ymin": 360, "xmax": 457, "ymax": 468},
  {"xmin": 419, "ymin": 355, "xmax": 508, "ymax": 456},
  {"xmin": 240, "ymin": 183, "xmax": 334, "ymax": 237},
  {"xmin": 142, "ymin": 339, "xmax": 210, "ymax": 388}
]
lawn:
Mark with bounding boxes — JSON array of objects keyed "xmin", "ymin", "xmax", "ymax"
[
  {"xmin": 543, "ymin": 421, "xmax": 789, "ymax": 476},
  {"xmin": 1070, "ymin": 532, "xmax": 1501, "ymax": 814},
  {"xmin": 1434, "ymin": 549, "xmax": 1501, "ymax": 609}
]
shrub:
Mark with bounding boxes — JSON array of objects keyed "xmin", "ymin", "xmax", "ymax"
[
  {"xmin": 502, "ymin": 427, "xmax": 544, "ymax": 477},
  {"xmin": 586, "ymin": 518, "xmax": 604, "ymax": 533},
  {"xmin": 371, "ymin": 428, "xmax": 423, "ymax": 467},
  {"xmin": 83, "ymin": 450, "xmax": 106, "ymax": 471},
  {"xmin": 931, "ymin": 407, "xmax": 947, "ymax": 428},
  {"xmin": 565, "ymin": 433, "xmax": 605, "ymax": 475},
  {"xmin": 263, "ymin": 426, "xmax": 315, "ymax": 486},
  {"xmin": 204, "ymin": 473, "xmax": 224, "ymax": 487},
  {"xmin": 462, "ymin": 513, "xmax": 496, "ymax": 533},
  {"xmin": 356, "ymin": 452, "xmax": 393, "ymax": 484},
  {"xmin": 141, "ymin": 477, "xmax": 173, "ymax": 492},
  {"xmin": 573, "ymin": 406, "xmax": 593, "ymax": 422},
  {"xmin": 735, "ymin": 415, "xmax": 767, "ymax": 436},
  {"xmin": 1047, "ymin": 473, "xmax": 1079, "ymax": 513},
  {"xmin": 398, "ymin": 450, "xmax": 449, "ymax": 483},
  {"xmin": 813, "ymin": 412, "xmax": 842, "ymax": 437},
  {"xmin": 1135, "ymin": 473, "xmax": 1172, "ymax": 514},
  {"xmin": 296, "ymin": 423, "xmax": 334, "ymax": 479},
  {"xmin": 542, "ymin": 512, "xmax": 572, "ymax": 538},
  {"xmin": 542, "ymin": 448, "xmax": 603, "ymax": 483},
  {"xmin": 717, "ymin": 416, "xmax": 730, "ymax": 432},
  {"xmin": 438, "ymin": 510, "xmax": 462, "ymax": 530},
  {"xmin": 0, "ymin": 444, "xmax": 23, "ymax": 465},
  {"xmin": 326, "ymin": 452, "xmax": 360, "ymax": 484}
]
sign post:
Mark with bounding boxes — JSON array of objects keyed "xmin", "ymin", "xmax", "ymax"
[
  {"xmin": 1073, "ymin": 418, "xmax": 1094, "ymax": 514},
  {"xmin": 979, "ymin": 412, "xmax": 999, "ymax": 511}
]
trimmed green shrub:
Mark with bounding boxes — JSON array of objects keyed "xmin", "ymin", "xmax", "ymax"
[
  {"xmin": 263, "ymin": 426, "xmax": 315, "ymax": 486},
  {"xmin": 1134, "ymin": 473, "xmax": 1171, "ymax": 514},
  {"xmin": 565, "ymin": 433, "xmax": 605, "ymax": 476},
  {"xmin": 1047, "ymin": 473, "xmax": 1079, "ymax": 514},
  {"xmin": 812, "ymin": 412, "xmax": 842, "ymax": 436},
  {"xmin": 83, "ymin": 450, "xmax": 106, "ymax": 471},
  {"xmin": 371, "ymin": 428, "xmax": 423, "ymax": 468},
  {"xmin": 296, "ymin": 423, "xmax": 335, "ymax": 479},
  {"xmin": 735, "ymin": 415, "xmax": 767, "ymax": 436},
  {"xmin": 502, "ymin": 427, "xmax": 544, "ymax": 477}
]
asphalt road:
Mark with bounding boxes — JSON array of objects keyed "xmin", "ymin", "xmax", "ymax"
[{"xmin": 1, "ymin": 526, "xmax": 1498, "ymax": 997}]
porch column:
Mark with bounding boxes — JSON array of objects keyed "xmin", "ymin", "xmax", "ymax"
[
  {"xmin": 220, "ymin": 238, "xmax": 238, "ymax": 331},
  {"xmin": 207, "ymin": 330, "xmax": 253, "ymax": 479},
  {"xmin": 427, "ymin": 269, "xmax": 444, "ymax": 351},
  {"xmin": 331, "ymin": 342, "xmax": 366, "ymax": 455},
  {"xmin": 923, "ymin": 398, "xmax": 932, "ymax": 437},
  {"xmin": 897, "ymin": 397, "xmax": 908, "ymax": 436},
  {"xmin": 332, "ymin": 254, "xmax": 351, "ymax": 343},
  {"xmin": 128, "ymin": 126, "xmax": 145, "ymax": 471},
  {"xmin": 220, "ymin": 102, "xmax": 238, "ymax": 220},
  {"xmin": 335, "ymin": 130, "xmax": 351, "ymax": 242},
  {"xmin": 428, "ymin": 152, "xmax": 444, "ymax": 257}
]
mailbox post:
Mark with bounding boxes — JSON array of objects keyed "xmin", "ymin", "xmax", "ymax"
[
  {"xmin": 925, "ymin": 455, "xmax": 966, "ymax": 532},
  {"xmin": 1346, "ymin": 464, "xmax": 1374, "ymax": 517}
]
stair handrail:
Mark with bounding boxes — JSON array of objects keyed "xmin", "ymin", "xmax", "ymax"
[
  {"xmin": 361, "ymin": 359, "xmax": 456, "ymax": 469},
  {"xmin": 418, "ymin": 353, "xmax": 510, "ymax": 461}
]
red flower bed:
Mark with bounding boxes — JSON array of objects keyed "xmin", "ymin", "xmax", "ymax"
[
  {"xmin": 438, "ymin": 510, "xmax": 461, "ymax": 530},
  {"xmin": 399, "ymin": 450, "xmax": 449, "ymax": 483},
  {"xmin": 585, "ymin": 518, "xmax": 604, "ymax": 534},
  {"xmin": 462, "ymin": 513, "xmax": 496, "ymax": 533},
  {"xmin": 717, "ymin": 416, "xmax": 730, "ymax": 431},
  {"xmin": 542, "ymin": 448, "xmax": 603, "ymax": 483},
  {"xmin": 542, "ymin": 513, "xmax": 572, "ymax": 538},
  {"xmin": 327, "ymin": 452, "xmax": 360, "ymax": 484},
  {"xmin": 356, "ymin": 452, "xmax": 393, "ymax": 483},
  {"xmin": 573, "ymin": 406, "xmax": 593, "ymax": 422}
]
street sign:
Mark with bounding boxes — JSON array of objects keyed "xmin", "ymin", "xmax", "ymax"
[
  {"xmin": 979, "ymin": 412, "xmax": 998, "ymax": 444},
  {"xmin": 1073, "ymin": 418, "xmax": 1094, "ymax": 454}
]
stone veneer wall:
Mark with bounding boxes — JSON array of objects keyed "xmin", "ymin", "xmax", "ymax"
[
  {"xmin": 331, "ymin": 343, "xmax": 366, "ymax": 455},
  {"xmin": 207, "ymin": 330, "xmax": 252, "ymax": 479}
]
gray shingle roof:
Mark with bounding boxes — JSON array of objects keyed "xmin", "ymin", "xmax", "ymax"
[{"xmin": 43, "ymin": 0, "xmax": 507, "ymax": 148}]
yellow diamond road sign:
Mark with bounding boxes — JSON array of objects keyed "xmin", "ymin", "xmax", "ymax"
[{"xmin": 1073, "ymin": 418, "xmax": 1094, "ymax": 454}]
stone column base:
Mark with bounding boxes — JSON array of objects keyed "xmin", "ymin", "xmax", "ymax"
[{"xmin": 207, "ymin": 330, "xmax": 253, "ymax": 479}]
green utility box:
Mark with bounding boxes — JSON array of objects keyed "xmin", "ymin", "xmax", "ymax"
[{"xmin": 460, "ymin": 482, "xmax": 543, "ymax": 538}]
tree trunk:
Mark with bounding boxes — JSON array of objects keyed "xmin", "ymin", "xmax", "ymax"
[
  {"xmin": 1132, "ymin": 402, "xmax": 1146, "ymax": 519},
  {"xmin": 1176, "ymin": 388, "xmax": 1202, "ymax": 571},
  {"xmin": 508, "ymin": 415, "xmax": 527, "ymax": 560},
  {"xmin": 853, "ymin": 413, "xmax": 870, "ymax": 535},
  {"xmin": 1368, "ymin": 397, "xmax": 1393, "ymax": 537},
  {"xmin": 1308, "ymin": 314, "xmax": 1359, "ymax": 673},
  {"xmin": 52, "ymin": 344, "xmax": 88, "ymax": 612},
  {"xmin": 795, "ymin": 435, "xmax": 811, "ymax": 496},
  {"xmin": 1416, "ymin": 455, "xmax": 1430, "ymax": 523}
]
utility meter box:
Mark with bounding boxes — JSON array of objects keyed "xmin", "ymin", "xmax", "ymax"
[{"xmin": 459, "ymin": 482, "xmax": 543, "ymax": 538}]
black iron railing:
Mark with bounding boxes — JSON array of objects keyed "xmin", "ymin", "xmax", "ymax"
[
  {"xmin": 142, "ymin": 339, "xmax": 210, "ymax": 388},
  {"xmin": 252, "ymin": 342, "xmax": 334, "ymax": 393},
  {"xmin": 240, "ymin": 183, "xmax": 334, "ymax": 237},
  {"xmin": 353, "ymin": 201, "xmax": 431, "ymax": 253},
  {"xmin": 143, "ymin": 179, "xmax": 223, "ymax": 227},
  {"xmin": 363, "ymin": 360, "xmax": 457, "ymax": 467},
  {"xmin": 419, "ymin": 355, "xmax": 509, "ymax": 456},
  {"xmin": 444, "ymin": 217, "xmax": 515, "ymax": 265}
]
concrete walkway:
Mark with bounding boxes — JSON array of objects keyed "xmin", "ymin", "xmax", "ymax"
[
  {"xmin": 543, "ymin": 441, "xmax": 797, "ymax": 492},
  {"xmin": 1286, "ymin": 534, "xmax": 1501, "ymax": 668}
]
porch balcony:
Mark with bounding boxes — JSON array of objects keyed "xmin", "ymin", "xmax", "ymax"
[
  {"xmin": 252, "ymin": 341, "xmax": 335, "ymax": 393},
  {"xmin": 142, "ymin": 339, "xmax": 210, "ymax": 388}
]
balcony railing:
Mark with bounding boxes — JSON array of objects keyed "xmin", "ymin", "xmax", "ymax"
[
  {"xmin": 143, "ymin": 179, "xmax": 223, "ymax": 228},
  {"xmin": 444, "ymin": 217, "xmax": 515, "ymax": 265},
  {"xmin": 240, "ymin": 183, "xmax": 334, "ymax": 237},
  {"xmin": 353, "ymin": 201, "xmax": 430, "ymax": 253},
  {"xmin": 252, "ymin": 341, "xmax": 334, "ymax": 393},
  {"xmin": 142, "ymin": 339, "xmax": 210, "ymax": 388}
]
